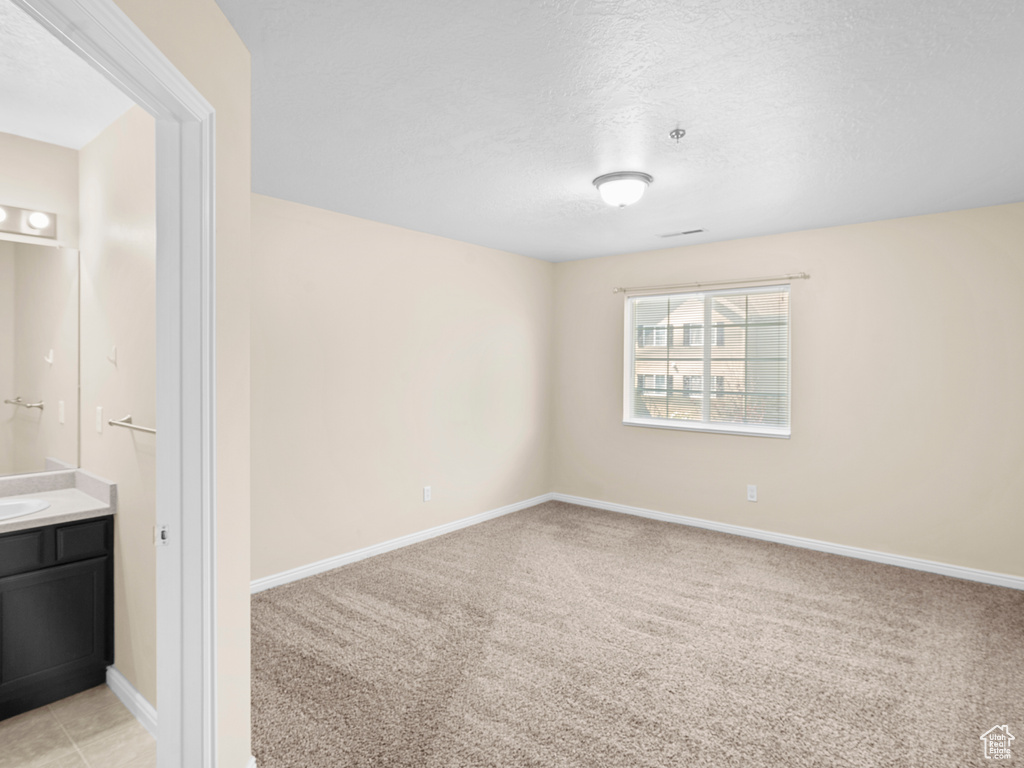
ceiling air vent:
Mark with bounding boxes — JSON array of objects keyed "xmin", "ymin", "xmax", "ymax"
[{"xmin": 658, "ymin": 229, "xmax": 704, "ymax": 238}]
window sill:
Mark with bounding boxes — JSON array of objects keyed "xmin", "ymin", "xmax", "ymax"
[{"xmin": 622, "ymin": 417, "xmax": 791, "ymax": 439}]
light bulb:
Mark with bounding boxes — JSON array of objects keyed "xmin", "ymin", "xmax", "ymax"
[
  {"xmin": 28, "ymin": 212, "xmax": 51, "ymax": 230},
  {"xmin": 0, "ymin": 208, "xmax": 7, "ymax": 224},
  {"xmin": 593, "ymin": 172, "xmax": 653, "ymax": 208}
]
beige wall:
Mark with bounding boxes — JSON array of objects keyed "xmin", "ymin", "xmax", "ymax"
[
  {"xmin": 10, "ymin": 243, "xmax": 78, "ymax": 474},
  {"xmin": 109, "ymin": 2, "xmax": 253, "ymax": 763},
  {"xmin": 0, "ymin": 131, "xmax": 79, "ymax": 248},
  {"xmin": 79, "ymin": 105, "xmax": 157, "ymax": 706},
  {"xmin": 551, "ymin": 202, "xmax": 1024, "ymax": 579},
  {"xmin": 250, "ymin": 193, "xmax": 553, "ymax": 580},
  {"xmin": 251, "ymin": 199, "xmax": 1024, "ymax": 586}
]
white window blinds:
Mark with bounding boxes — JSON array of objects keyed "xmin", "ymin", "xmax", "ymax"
[{"xmin": 624, "ymin": 284, "xmax": 791, "ymax": 437}]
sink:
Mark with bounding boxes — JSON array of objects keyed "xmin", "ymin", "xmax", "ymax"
[{"xmin": 0, "ymin": 498, "xmax": 50, "ymax": 521}]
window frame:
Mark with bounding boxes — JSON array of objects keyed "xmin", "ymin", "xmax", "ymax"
[{"xmin": 622, "ymin": 283, "xmax": 792, "ymax": 438}]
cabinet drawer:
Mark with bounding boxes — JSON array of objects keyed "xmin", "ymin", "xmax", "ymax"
[
  {"xmin": 55, "ymin": 520, "xmax": 109, "ymax": 563},
  {"xmin": 0, "ymin": 530, "xmax": 46, "ymax": 578}
]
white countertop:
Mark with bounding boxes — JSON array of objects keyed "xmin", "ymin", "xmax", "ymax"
[{"xmin": 0, "ymin": 488, "xmax": 113, "ymax": 535}]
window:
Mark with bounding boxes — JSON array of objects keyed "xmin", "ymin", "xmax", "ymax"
[
  {"xmin": 639, "ymin": 325, "xmax": 667, "ymax": 347},
  {"xmin": 624, "ymin": 284, "xmax": 790, "ymax": 437},
  {"xmin": 683, "ymin": 323, "xmax": 703, "ymax": 347},
  {"xmin": 682, "ymin": 323, "xmax": 725, "ymax": 347},
  {"xmin": 637, "ymin": 374, "xmax": 668, "ymax": 396},
  {"xmin": 713, "ymin": 323, "xmax": 726, "ymax": 346}
]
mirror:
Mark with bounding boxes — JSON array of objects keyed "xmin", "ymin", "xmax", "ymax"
[{"xmin": 0, "ymin": 241, "xmax": 78, "ymax": 475}]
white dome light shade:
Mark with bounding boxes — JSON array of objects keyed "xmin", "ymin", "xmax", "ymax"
[
  {"xmin": 28, "ymin": 212, "xmax": 50, "ymax": 230},
  {"xmin": 0, "ymin": 208, "xmax": 6, "ymax": 224},
  {"xmin": 593, "ymin": 171, "xmax": 653, "ymax": 207}
]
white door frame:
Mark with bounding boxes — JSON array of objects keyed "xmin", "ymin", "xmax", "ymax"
[{"xmin": 11, "ymin": 1, "xmax": 219, "ymax": 766}]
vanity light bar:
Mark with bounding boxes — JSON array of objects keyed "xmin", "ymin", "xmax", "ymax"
[{"xmin": 0, "ymin": 204, "xmax": 57, "ymax": 239}]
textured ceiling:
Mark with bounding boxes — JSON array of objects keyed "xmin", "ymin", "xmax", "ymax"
[
  {"xmin": 217, "ymin": 0, "xmax": 1024, "ymax": 262},
  {"xmin": 0, "ymin": 1, "xmax": 133, "ymax": 149}
]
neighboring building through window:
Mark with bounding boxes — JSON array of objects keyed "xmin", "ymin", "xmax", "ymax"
[{"xmin": 624, "ymin": 284, "xmax": 791, "ymax": 437}]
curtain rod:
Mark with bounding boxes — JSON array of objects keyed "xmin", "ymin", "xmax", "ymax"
[{"xmin": 612, "ymin": 272, "xmax": 810, "ymax": 295}]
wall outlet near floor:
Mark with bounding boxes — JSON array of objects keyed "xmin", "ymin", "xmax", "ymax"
[
  {"xmin": 747, "ymin": 484, "xmax": 757, "ymax": 502},
  {"xmin": 423, "ymin": 486, "xmax": 431, "ymax": 502}
]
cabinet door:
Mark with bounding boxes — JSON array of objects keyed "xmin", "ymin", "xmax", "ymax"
[{"xmin": 0, "ymin": 557, "xmax": 109, "ymax": 714}]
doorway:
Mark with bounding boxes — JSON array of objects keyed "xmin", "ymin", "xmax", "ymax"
[{"xmin": 10, "ymin": 0, "xmax": 220, "ymax": 765}]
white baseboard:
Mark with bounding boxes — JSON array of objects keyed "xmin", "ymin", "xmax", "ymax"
[
  {"xmin": 552, "ymin": 493, "xmax": 1024, "ymax": 591},
  {"xmin": 249, "ymin": 490, "xmax": 1022, "ymax": 594},
  {"xmin": 105, "ymin": 668, "xmax": 257, "ymax": 768},
  {"xmin": 106, "ymin": 666, "xmax": 158, "ymax": 738},
  {"xmin": 250, "ymin": 494, "xmax": 555, "ymax": 593}
]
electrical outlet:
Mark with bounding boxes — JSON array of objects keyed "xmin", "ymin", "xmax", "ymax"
[
  {"xmin": 747, "ymin": 484, "xmax": 757, "ymax": 502},
  {"xmin": 423, "ymin": 486, "xmax": 431, "ymax": 502}
]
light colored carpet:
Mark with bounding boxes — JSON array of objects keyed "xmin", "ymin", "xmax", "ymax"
[{"xmin": 251, "ymin": 501, "xmax": 1024, "ymax": 767}]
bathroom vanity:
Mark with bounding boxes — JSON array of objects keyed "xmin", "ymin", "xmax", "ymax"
[{"xmin": 0, "ymin": 478, "xmax": 115, "ymax": 720}]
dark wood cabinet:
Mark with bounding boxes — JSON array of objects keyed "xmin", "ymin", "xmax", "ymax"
[{"xmin": 0, "ymin": 516, "xmax": 113, "ymax": 720}]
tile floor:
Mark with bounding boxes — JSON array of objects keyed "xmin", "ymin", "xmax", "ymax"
[{"xmin": 0, "ymin": 685, "xmax": 155, "ymax": 768}]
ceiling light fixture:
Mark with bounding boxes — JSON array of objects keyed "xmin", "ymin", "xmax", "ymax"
[
  {"xmin": 593, "ymin": 171, "xmax": 653, "ymax": 208},
  {"xmin": 0, "ymin": 204, "xmax": 57, "ymax": 239},
  {"xmin": 28, "ymin": 212, "xmax": 51, "ymax": 230}
]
